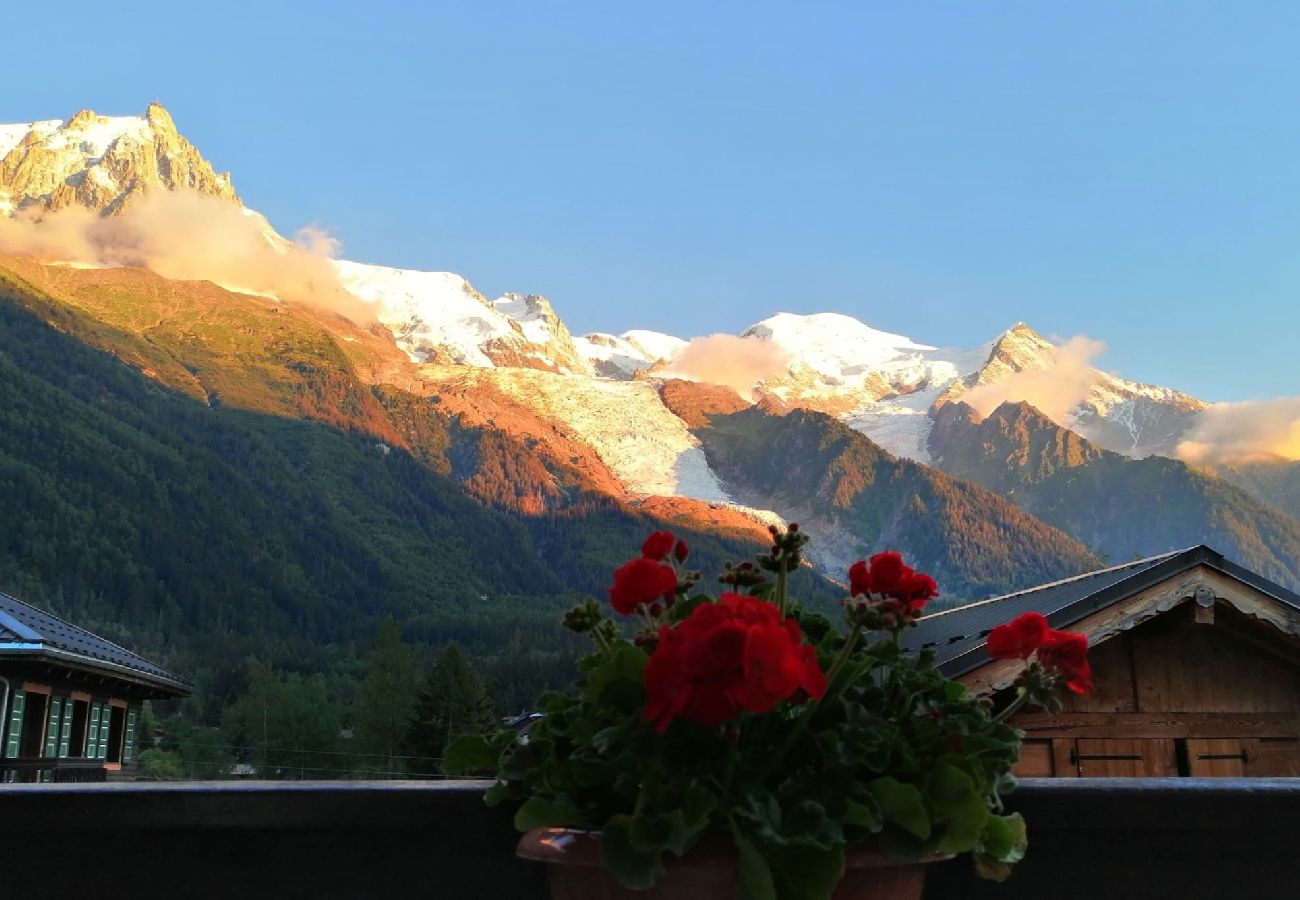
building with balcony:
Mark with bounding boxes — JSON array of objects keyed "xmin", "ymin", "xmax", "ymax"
[{"xmin": 0, "ymin": 589, "xmax": 191, "ymax": 781}]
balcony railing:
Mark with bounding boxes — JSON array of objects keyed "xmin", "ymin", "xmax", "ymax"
[
  {"xmin": 0, "ymin": 756, "xmax": 107, "ymax": 782},
  {"xmin": 0, "ymin": 778, "xmax": 1295, "ymax": 898}
]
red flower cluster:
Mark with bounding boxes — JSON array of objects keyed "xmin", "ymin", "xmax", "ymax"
[
  {"xmin": 641, "ymin": 531, "xmax": 689, "ymax": 563},
  {"xmin": 644, "ymin": 594, "xmax": 827, "ymax": 733},
  {"xmin": 608, "ymin": 531, "xmax": 690, "ymax": 615},
  {"xmin": 847, "ymin": 551, "xmax": 939, "ymax": 616},
  {"xmin": 987, "ymin": 612, "xmax": 1094, "ymax": 694}
]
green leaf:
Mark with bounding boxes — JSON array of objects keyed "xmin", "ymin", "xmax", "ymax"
[
  {"xmin": 733, "ymin": 831, "xmax": 778, "ymax": 900},
  {"xmin": 513, "ymin": 797, "xmax": 584, "ymax": 831},
  {"xmin": 629, "ymin": 810, "xmax": 684, "ymax": 854},
  {"xmin": 441, "ymin": 734, "xmax": 500, "ymax": 774},
  {"xmin": 783, "ymin": 801, "xmax": 840, "ymax": 849},
  {"xmin": 867, "ymin": 777, "xmax": 931, "ymax": 840},
  {"xmin": 583, "ymin": 642, "xmax": 647, "ymax": 711},
  {"xmin": 681, "ymin": 783, "xmax": 718, "ymax": 831},
  {"xmin": 600, "ymin": 814, "xmax": 665, "ymax": 890},
  {"xmin": 483, "ymin": 781, "xmax": 511, "ymax": 807},
  {"xmin": 843, "ymin": 797, "xmax": 882, "ymax": 832},
  {"xmin": 764, "ymin": 842, "xmax": 845, "ymax": 900},
  {"xmin": 591, "ymin": 723, "xmax": 630, "ymax": 754},
  {"xmin": 979, "ymin": 812, "xmax": 1027, "ymax": 863},
  {"xmin": 928, "ymin": 763, "xmax": 990, "ymax": 855},
  {"xmin": 667, "ymin": 594, "xmax": 711, "ymax": 622}
]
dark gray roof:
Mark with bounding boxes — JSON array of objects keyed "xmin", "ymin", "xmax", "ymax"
[
  {"xmin": 0, "ymin": 591, "xmax": 191, "ymax": 695},
  {"xmin": 903, "ymin": 545, "xmax": 1300, "ymax": 679}
]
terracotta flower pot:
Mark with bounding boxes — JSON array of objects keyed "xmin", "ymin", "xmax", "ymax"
[{"xmin": 517, "ymin": 827, "xmax": 948, "ymax": 900}]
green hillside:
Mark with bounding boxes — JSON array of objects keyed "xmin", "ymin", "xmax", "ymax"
[{"xmin": 0, "ymin": 266, "xmax": 821, "ymax": 711}]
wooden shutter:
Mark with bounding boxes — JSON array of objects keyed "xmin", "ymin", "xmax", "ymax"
[
  {"xmin": 57, "ymin": 703, "xmax": 73, "ymax": 758},
  {"xmin": 1011, "ymin": 740, "xmax": 1056, "ymax": 777},
  {"xmin": 1071, "ymin": 738, "xmax": 1178, "ymax": 777},
  {"xmin": 43, "ymin": 698, "xmax": 63, "ymax": 758},
  {"xmin": 1246, "ymin": 738, "xmax": 1300, "ymax": 777},
  {"xmin": 123, "ymin": 710, "xmax": 138, "ymax": 763},
  {"xmin": 1187, "ymin": 738, "xmax": 1247, "ymax": 777},
  {"xmin": 4, "ymin": 690, "xmax": 24, "ymax": 758},
  {"xmin": 96, "ymin": 707, "xmax": 110, "ymax": 760},
  {"xmin": 87, "ymin": 703, "xmax": 101, "ymax": 757}
]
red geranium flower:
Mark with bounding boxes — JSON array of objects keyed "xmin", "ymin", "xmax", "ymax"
[
  {"xmin": 1039, "ymin": 630, "xmax": 1094, "ymax": 695},
  {"xmin": 641, "ymin": 531, "xmax": 676, "ymax": 562},
  {"xmin": 987, "ymin": 612, "xmax": 1050, "ymax": 660},
  {"xmin": 643, "ymin": 593, "xmax": 826, "ymax": 733},
  {"xmin": 674, "ymin": 539, "xmax": 690, "ymax": 563},
  {"xmin": 847, "ymin": 552, "xmax": 939, "ymax": 615},
  {"xmin": 608, "ymin": 557, "xmax": 678, "ymax": 615}
]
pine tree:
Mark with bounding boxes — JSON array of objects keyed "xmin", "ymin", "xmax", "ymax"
[
  {"xmin": 406, "ymin": 643, "xmax": 497, "ymax": 775},
  {"xmin": 351, "ymin": 619, "xmax": 419, "ymax": 776}
]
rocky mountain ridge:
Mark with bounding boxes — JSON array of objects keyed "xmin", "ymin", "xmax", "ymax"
[{"xmin": 0, "ymin": 103, "xmax": 239, "ymax": 216}]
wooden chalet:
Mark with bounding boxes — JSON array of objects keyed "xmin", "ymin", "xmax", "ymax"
[
  {"xmin": 905, "ymin": 546, "xmax": 1300, "ymax": 778},
  {"xmin": 0, "ymin": 590, "xmax": 190, "ymax": 782}
]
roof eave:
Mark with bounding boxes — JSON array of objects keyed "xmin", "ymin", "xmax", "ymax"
[
  {"xmin": 934, "ymin": 546, "xmax": 1235, "ymax": 679},
  {"xmin": 0, "ymin": 645, "xmax": 192, "ymax": 697}
]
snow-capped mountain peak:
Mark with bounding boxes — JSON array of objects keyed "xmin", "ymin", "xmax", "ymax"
[
  {"xmin": 0, "ymin": 103, "xmax": 239, "ymax": 216},
  {"xmin": 743, "ymin": 312, "xmax": 932, "ymax": 377}
]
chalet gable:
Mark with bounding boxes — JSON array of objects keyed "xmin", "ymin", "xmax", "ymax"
[
  {"xmin": 905, "ymin": 545, "xmax": 1300, "ymax": 695},
  {"xmin": 907, "ymin": 546, "xmax": 1300, "ymax": 778}
]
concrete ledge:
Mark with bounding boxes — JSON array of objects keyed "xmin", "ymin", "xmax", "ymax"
[{"xmin": 3, "ymin": 778, "xmax": 1298, "ymax": 898}]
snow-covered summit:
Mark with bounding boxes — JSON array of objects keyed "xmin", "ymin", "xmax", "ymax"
[
  {"xmin": 0, "ymin": 104, "xmax": 239, "ymax": 216},
  {"xmin": 743, "ymin": 312, "xmax": 933, "ymax": 377},
  {"xmin": 335, "ymin": 261, "xmax": 594, "ymax": 375},
  {"xmin": 738, "ymin": 312, "xmax": 974, "ymax": 421}
]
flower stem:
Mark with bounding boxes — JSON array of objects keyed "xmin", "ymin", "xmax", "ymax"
[
  {"xmin": 775, "ymin": 561, "xmax": 789, "ymax": 618},
  {"xmin": 823, "ymin": 625, "xmax": 862, "ymax": 692}
]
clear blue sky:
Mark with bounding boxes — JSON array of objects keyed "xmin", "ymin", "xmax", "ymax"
[{"xmin": 7, "ymin": 1, "xmax": 1300, "ymax": 401}]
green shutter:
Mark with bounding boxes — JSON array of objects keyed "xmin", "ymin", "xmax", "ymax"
[
  {"xmin": 44, "ymin": 698, "xmax": 63, "ymax": 758},
  {"xmin": 87, "ymin": 703, "xmax": 101, "ymax": 757},
  {"xmin": 4, "ymin": 691, "xmax": 24, "ymax": 758},
  {"xmin": 57, "ymin": 703, "xmax": 73, "ymax": 758},
  {"xmin": 123, "ymin": 711, "xmax": 138, "ymax": 763},
  {"xmin": 97, "ymin": 707, "xmax": 111, "ymax": 760}
]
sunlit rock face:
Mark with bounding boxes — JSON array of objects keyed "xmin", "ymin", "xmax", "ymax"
[{"xmin": 0, "ymin": 103, "xmax": 240, "ymax": 217}]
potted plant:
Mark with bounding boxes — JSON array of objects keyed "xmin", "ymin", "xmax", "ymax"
[{"xmin": 446, "ymin": 525, "xmax": 1091, "ymax": 899}]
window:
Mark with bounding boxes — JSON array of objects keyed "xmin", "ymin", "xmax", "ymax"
[
  {"xmin": 67, "ymin": 701, "xmax": 89, "ymax": 758},
  {"xmin": 18, "ymin": 693, "xmax": 47, "ymax": 758},
  {"xmin": 106, "ymin": 706, "xmax": 125, "ymax": 763}
]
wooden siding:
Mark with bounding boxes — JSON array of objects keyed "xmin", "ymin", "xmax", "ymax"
[{"xmin": 999, "ymin": 598, "xmax": 1300, "ymax": 778}]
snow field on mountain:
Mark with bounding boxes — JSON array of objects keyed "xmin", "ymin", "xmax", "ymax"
[
  {"xmin": 335, "ymin": 260, "xmax": 512, "ymax": 366},
  {"xmin": 845, "ymin": 390, "xmax": 943, "ymax": 464},
  {"xmin": 481, "ymin": 368, "xmax": 735, "ymax": 501}
]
